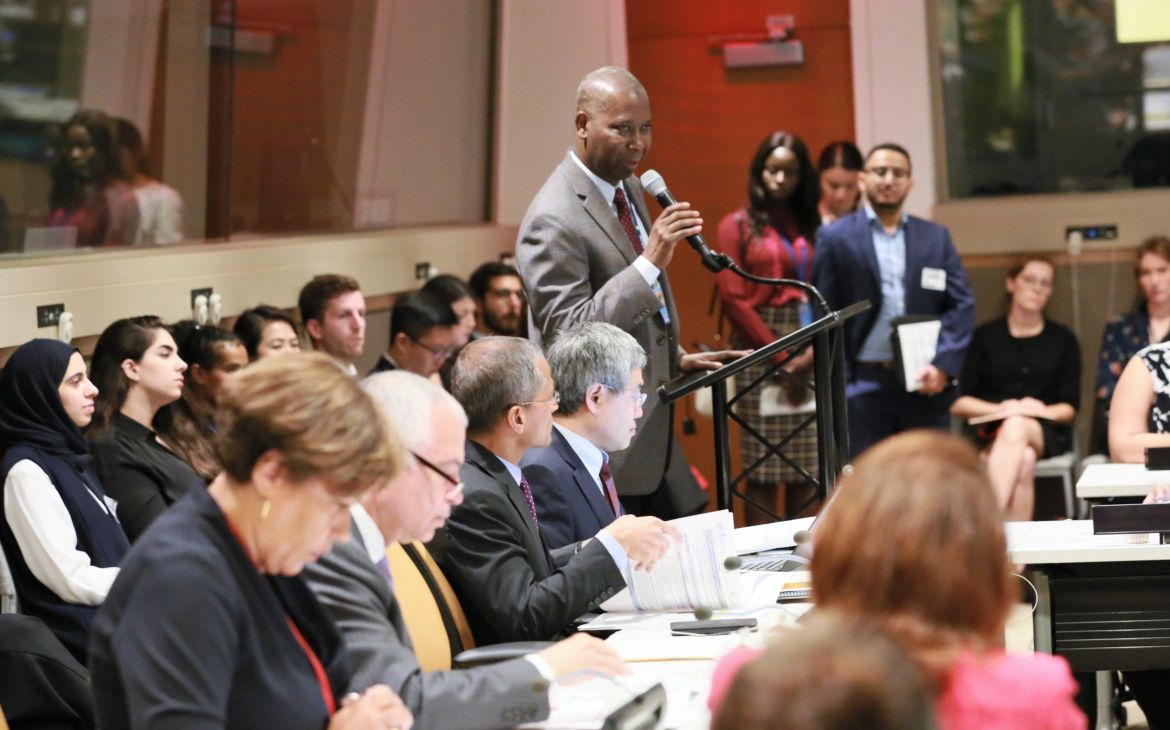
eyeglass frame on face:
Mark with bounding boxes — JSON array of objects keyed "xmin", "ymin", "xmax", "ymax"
[
  {"xmin": 514, "ymin": 391, "xmax": 561, "ymax": 409},
  {"xmin": 603, "ymin": 384, "xmax": 648, "ymax": 408},
  {"xmin": 410, "ymin": 450, "xmax": 464, "ymax": 497},
  {"xmin": 408, "ymin": 334, "xmax": 457, "ymax": 360},
  {"xmin": 1016, "ymin": 274, "xmax": 1054, "ymax": 291},
  {"xmin": 865, "ymin": 166, "xmax": 911, "ymax": 181}
]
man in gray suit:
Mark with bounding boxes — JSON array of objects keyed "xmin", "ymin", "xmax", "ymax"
[
  {"xmin": 516, "ymin": 66, "xmax": 743, "ymax": 519},
  {"xmin": 304, "ymin": 371, "xmax": 625, "ymax": 730}
]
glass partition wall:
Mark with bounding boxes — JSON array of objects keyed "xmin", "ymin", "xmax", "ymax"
[
  {"xmin": 937, "ymin": 0, "xmax": 1170, "ymax": 199},
  {"xmin": 0, "ymin": 0, "xmax": 493, "ymax": 256}
]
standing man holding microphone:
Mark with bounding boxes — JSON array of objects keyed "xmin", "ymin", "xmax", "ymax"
[{"xmin": 516, "ymin": 66, "xmax": 744, "ymax": 520}]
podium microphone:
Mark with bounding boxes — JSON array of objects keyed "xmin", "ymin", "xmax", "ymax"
[{"xmin": 639, "ymin": 169, "xmax": 731, "ymax": 274}]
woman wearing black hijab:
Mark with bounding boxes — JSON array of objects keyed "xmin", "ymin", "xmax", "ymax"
[{"xmin": 0, "ymin": 339, "xmax": 129, "ymax": 662}]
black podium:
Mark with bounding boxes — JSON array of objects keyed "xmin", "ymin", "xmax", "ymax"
[{"xmin": 658, "ymin": 300, "xmax": 870, "ymax": 515}]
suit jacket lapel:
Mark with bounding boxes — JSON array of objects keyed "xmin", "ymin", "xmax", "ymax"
[
  {"xmin": 552, "ymin": 429, "xmax": 615, "ymax": 525},
  {"xmin": 465, "ymin": 440, "xmax": 542, "ymax": 544},
  {"xmin": 559, "ymin": 153, "xmax": 639, "ymax": 266},
  {"xmin": 854, "ymin": 212, "xmax": 883, "ymax": 305}
]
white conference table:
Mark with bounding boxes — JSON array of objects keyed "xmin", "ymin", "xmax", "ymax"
[
  {"xmin": 1076, "ymin": 462, "xmax": 1170, "ymax": 499},
  {"xmin": 1008, "ymin": 519, "xmax": 1170, "ymax": 730},
  {"xmin": 526, "ymin": 602, "xmax": 809, "ymax": 729}
]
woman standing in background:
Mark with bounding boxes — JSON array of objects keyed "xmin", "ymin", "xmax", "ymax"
[
  {"xmin": 715, "ymin": 131, "xmax": 821, "ymax": 524},
  {"xmin": 816, "ymin": 140, "xmax": 863, "ymax": 225}
]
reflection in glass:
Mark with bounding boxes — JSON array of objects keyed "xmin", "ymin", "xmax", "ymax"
[
  {"xmin": 938, "ymin": 0, "xmax": 1170, "ymax": 198},
  {"xmin": 0, "ymin": 0, "xmax": 492, "ymax": 257}
]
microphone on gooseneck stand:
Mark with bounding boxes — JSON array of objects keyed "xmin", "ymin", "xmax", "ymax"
[
  {"xmin": 639, "ymin": 169, "xmax": 833, "ymax": 317},
  {"xmin": 638, "ymin": 169, "xmax": 730, "ymax": 274},
  {"xmin": 529, "ymin": 670, "xmax": 666, "ymax": 730}
]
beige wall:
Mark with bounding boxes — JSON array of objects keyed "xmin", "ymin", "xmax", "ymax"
[{"xmin": 493, "ymin": 0, "xmax": 628, "ymax": 225}]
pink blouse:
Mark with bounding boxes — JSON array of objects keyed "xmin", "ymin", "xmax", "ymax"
[
  {"xmin": 715, "ymin": 208, "xmax": 812, "ymax": 349},
  {"xmin": 708, "ymin": 646, "xmax": 1085, "ymax": 730}
]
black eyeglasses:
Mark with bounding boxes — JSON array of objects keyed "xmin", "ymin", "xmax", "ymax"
[
  {"xmin": 410, "ymin": 450, "xmax": 463, "ymax": 496},
  {"xmin": 409, "ymin": 336, "xmax": 457, "ymax": 360}
]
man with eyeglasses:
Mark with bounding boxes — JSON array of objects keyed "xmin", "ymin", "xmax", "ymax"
[
  {"xmin": 521, "ymin": 322, "xmax": 649, "ymax": 549},
  {"xmin": 305, "ymin": 371, "xmax": 627, "ymax": 730},
  {"xmin": 811, "ymin": 142, "xmax": 974, "ymax": 458},
  {"xmin": 438, "ymin": 336, "xmax": 681, "ymax": 645},
  {"xmin": 371, "ymin": 289, "xmax": 463, "ymax": 379}
]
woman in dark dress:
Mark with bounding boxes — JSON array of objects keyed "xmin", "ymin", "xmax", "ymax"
[
  {"xmin": 87, "ymin": 316, "xmax": 203, "ymax": 541},
  {"xmin": 0, "ymin": 339, "xmax": 129, "ymax": 662},
  {"xmin": 950, "ymin": 256, "xmax": 1081, "ymax": 520},
  {"xmin": 89, "ymin": 352, "xmax": 412, "ymax": 730}
]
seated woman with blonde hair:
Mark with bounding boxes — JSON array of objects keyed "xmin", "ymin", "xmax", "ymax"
[
  {"xmin": 710, "ymin": 431, "xmax": 1084, "ymax": 729},
  {"xmin": 89, "ymin": 352, "xmax": 413, "ymax": 730}
]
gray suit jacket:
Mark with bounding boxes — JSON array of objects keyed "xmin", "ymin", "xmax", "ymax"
[
  {"xmin": 303, "ymin": 530, "xmax": 548, "ymax": 730},
  {"xmin": 516, "ymin": 152, "xmax": 704, "ymax": 514}
]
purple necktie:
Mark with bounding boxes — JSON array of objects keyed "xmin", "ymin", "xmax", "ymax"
[
  {"xmin": 613, "ymin": 186, "xmax": 644, "ymax": 255},
  {"xmin": 598, "ymin": 461, "xmax": 623, "ymax": 517},
  {"xmin": 518, "ymin": 474, "xmax": 540, "ymax": 529},
  {"xmin": 375, "ymin": 555, "xmax": 394, "ymax": 592}
]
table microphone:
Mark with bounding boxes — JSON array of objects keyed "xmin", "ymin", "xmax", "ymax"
[
  {"xmin": 792, "ymin": 530, "xmax": 813, "ymax": 545},
  {"xmin": 530, "ymin": 669, "xmax": 666, "ymax": 730},
  {"xmin": 723, "ymin": 555, "xmax": 743, "ymax": 571}
]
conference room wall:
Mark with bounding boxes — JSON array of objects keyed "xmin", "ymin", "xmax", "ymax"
[
  {"xmin": 0, "ymin": 0, "xmax": 623, "ymax": 357},
  {"xmin": 626, "ymin": 0, "xmax": 856, "ymax": 509}
]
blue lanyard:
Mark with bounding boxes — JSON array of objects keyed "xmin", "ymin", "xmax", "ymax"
[{"xmin": 778, "ymin": 234, "xmax": 808, "ymax": 282}]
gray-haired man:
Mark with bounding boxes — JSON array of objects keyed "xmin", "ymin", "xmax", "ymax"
[
  {"xmin": 304, "ymin": 371, "xmax": 626, "ymax": 730},
  {"xmin": 521, "ymin": 322, "xmax": 647, "ymax": 549},
  {"xmin": 438, "ymin": 336, "xmax": 680, "ymax": 645}
]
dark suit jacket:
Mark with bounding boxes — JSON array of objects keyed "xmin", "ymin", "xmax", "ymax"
[
  {"xmin": 437, "ymin": 439, "xmax": 625, "ymax": 645},
  {"xmin": 303, "ymin": 529, "xmax": 548, "ymax": 730},
  {"xmin": 521, "ymin": 427, "xmax": 619, "ymax": 550},
  {"xmin": 368, "ymin": 354, "xmax": 398, "ymax": 376},
  {"xmin": 810, "ymin": 209, "xmax": 974, "ymax": 379},
  {"xmin": 515, "ymin": 152, "xmax": 704, "ymax": 516}
]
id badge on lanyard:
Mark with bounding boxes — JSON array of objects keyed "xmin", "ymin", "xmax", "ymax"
[{"xmin": 781, "ymin": 236, "xmax": 813, "ymax": 327}]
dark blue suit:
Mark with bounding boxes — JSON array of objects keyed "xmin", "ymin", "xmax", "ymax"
[
  {"xmin": 811, "ymin": 209, "xmax": 974, "ymax": 457},
  {"xmin": 521, "ymin": 427, "xmax": 620, "ymax": 550}
]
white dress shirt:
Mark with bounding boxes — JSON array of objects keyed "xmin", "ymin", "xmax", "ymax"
[{"xmin": 3, "ymin": 460, "xmax": 119, "ymax": 604}]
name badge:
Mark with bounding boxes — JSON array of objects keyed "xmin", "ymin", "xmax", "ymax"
[{"xmin": 921, "ymin": 267, "xmax": 947, "ymax": 292}]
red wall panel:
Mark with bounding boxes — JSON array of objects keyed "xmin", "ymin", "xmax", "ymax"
[{"xmin": 626, "ymin": 0, "xmax": 855, "ymax": 513}]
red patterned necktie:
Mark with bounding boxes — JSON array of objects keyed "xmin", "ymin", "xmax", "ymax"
[
  {"xmin": 518, "ymin": 474, "xmax": 540, "ymax": 529},
  {"xmin": 613, "ymin": 186, "xmax": 644, "ymax": 255},
  {"xmin": 598, "ymin": 461, "xmax": 623, "ymax": 517}
]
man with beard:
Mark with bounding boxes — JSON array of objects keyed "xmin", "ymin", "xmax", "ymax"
[
  {"xmin": 469, "ymin": 262, "xmax": 526, "ymax": 337},
  {"xmin": 810, "ymin": 143, "xmax": 974, "ymax": 458}
]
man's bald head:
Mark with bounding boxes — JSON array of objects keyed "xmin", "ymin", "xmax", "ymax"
[
  {"xmin": 576, "ymin": 66, "xmax": 647, "ymax": 117},
  {"xmin": 573, "ymin": 67, "xmax": 653, "ymax": 184}
]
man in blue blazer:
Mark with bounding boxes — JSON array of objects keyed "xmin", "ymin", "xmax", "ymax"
[
  {"xmin": 811, "ymin": 143, "xmax": 974, "ymax": 458},
  {"xmin": 521, "ymin": 322, "xmax": 647, "ymax": 549}
]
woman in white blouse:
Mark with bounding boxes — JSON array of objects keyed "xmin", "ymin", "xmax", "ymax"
[{"xmin": 0, "ymin": 339, "xmax": 129, "ymax": 662}]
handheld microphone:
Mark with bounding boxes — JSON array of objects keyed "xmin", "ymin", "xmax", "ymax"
[{"xmin": 639, "ymin": 169, "xmax": 730, "ymax": 273}]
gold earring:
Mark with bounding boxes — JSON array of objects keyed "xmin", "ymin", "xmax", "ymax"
[{"xmin": 260, "ymin": 499, "xmax": 271, "ymax": 520}]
